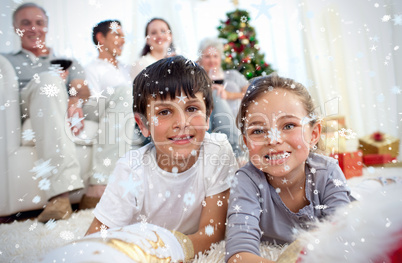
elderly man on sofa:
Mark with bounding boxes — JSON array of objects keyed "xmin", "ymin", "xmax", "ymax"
[{"xmin": 2, "ymin": 3, "xmax": 133, "ymax": 222}]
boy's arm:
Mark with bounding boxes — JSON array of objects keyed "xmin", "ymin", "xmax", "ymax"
[
  {"xmin": 187, "ymin": 189, "xmax": 229, "ymax": 255},
  {"xmin": 85, "ymin": 217, "xmax": 109, "ymax": 236}
]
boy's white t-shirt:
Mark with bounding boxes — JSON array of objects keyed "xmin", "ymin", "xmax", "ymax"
[
  {"xmin": 93, "ymin": 133, "xmax": 238, "ymax": 235},
  {"xmin": 85, "ymin": 58, "xmax": 132, "ymax": 95}
]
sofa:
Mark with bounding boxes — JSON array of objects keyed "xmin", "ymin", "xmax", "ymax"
[{"xmin": 0, "ymin": 54, "xmax": 97, "ymax": 217}]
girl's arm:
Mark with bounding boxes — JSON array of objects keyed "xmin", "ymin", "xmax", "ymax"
[
  {"xmin": 225, "ymin": 169, "xmax": 268, "ymax": 262},
  {"xmin": 85, "ymin": 217, "xmax": 109, "ymax": 236},
  {"xmin": 228, "ymin": 252, "xmax": 274, "ymax": 263},
  {"xmin": 187, "ymin": 189, "xmax": 230, "ymax": 255}
]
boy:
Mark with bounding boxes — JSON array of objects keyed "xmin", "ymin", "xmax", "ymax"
[{"xmin": 85, "ymin": 56, "xmax": 238, "ymax": 260}]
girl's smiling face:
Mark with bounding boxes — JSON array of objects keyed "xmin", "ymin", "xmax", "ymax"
[
  {"xmin": 243, "ymin": 88, "xmax": 321, "ymax": 179},
  {"xmin": 146, "ymin": 19, "xmax": 172, "ymax": 53}
]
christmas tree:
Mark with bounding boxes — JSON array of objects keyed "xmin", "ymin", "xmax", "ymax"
[{"xmin": 217, "ymin": 9, "xmax": 275, "ymax": 80}]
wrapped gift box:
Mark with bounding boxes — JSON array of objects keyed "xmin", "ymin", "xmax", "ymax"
[
  {"xmin": 363, "ymin": 153, "xmax": 396, "ymax": 165},
  {"xmin": 359, "ymin": 132, "xmax": 400, "ymax": 158},
  {"xmin": 322, "ymin": 116, "xmax": 346, "ymax": 133},
  {"xmin": 331, "ymin": 151, "xmax": 363, "ymax": 179},
  {"xmin": 320, "ymin": 131, "xmax": 346, "ymax": 154},
  {"xmin": 319, "ymin": 116, "xmax": 350, "ymax": 155}
]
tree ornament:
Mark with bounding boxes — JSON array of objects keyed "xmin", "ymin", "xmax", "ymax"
[{"xmin": 241, "ymin": 38, "xmax": 249, "ymax": 45}]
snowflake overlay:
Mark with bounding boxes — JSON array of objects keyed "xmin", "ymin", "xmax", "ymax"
[
  {"xmin": 60, "ymin": 230, "xmax": 74, "ymax": 241},
  {"xmin": 205, "ymin": 225, "xmax": 214, "ymax": 236},
  {"xmin": 333, "ymin": 179, "xmax": 344, "ymax": 187},
  {"xmin": 30, "ymin": 159, "xmax": 55, "ymax": 180},
  {"xmin": 267, "ymin": 127, "xmax": 281, "ymax": 143},
  {"xmin": 40, "ymin": 84, "xmax": 60, "ymax": 97},
  {"xmin": 100, "ymin": 224, "xmax": 108, "ymax": 239},
  {"xmin": 109, "ymin": 21, "xmax": 120, "ymax": 33},
  {"xmin": 22, "ymin": 129, "xmax": 35, "ymax": 141},
  {"xmin": 183, "ymin": 192, "xmax": 195, "ymax": 206}
]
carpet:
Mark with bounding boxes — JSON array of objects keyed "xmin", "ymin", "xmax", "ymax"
[
  {"xmin": 0, "ymin": 209, "xmax": 286, "ymax": 262},
  {"xmin": 2, "ymin": 172, "xmax": 400, "ymax": 262}
]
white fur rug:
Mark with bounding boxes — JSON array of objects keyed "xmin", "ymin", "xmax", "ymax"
[
  {"xmin": 0, "ymin": 209, "xmax": 286, "ymax": 263},
  {"xmin": 1, "ymin": 170, "xmax": 400, "ymax": 262}
]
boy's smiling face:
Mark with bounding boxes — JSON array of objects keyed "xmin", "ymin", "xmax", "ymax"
[{"xmin": 136, "ymin": 91, "xmax": 210, "ymax": 173}]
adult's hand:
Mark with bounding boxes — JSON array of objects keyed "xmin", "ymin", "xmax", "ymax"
[
  {"xmin": 211, "ymin": 84, "xmax": 228, "ymax": 100},
  {"xmin": 67, "ymin": 98, "xmax": 85, "ymax": 136}
]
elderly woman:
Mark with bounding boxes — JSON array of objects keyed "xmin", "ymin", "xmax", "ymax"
[
  {"xmin": 198, "ymin": 37, "xmax": 249, "ymax": 117},
  {"xmin": 197, "ymin": 38, "xmax": 247, "ymax": 161}
]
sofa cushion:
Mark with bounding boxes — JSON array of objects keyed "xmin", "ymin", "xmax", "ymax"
[{"xmin": 21, "ymin": 119, "xmax": 98, "ymax": 146}]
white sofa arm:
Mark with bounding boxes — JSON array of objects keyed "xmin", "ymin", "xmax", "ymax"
[
  {"xmin": 0, "ymin": 54, "xmax": 21, "ymax": 154},
  {"xmin": 0, "ymin": 54, "xmax": 21, "ymax": 214}
]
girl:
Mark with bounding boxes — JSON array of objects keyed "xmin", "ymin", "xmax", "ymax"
[
  {"xmin": 225, "ymin": 74, "xmax": 351, "ymax": 263},
  {"xmin": 131, "ymin": 18, "xmax": 175, "ymax": 78}
]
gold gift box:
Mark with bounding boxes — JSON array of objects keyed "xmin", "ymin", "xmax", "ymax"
[
  {"xmin": 322, "ymin": 116, "xmax": 346, "ymax": 133},
  {"xmin": 319, "ymin": 131, "xmax": 346, "ymax": 155},
  {"xmin": 359, "ymin": 134, "xmax": 400, "ymax": 158}
]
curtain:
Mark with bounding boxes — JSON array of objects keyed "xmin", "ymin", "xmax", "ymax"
[{"xmin": 300, "ymin": 0, "xmax": 401, "ymax": 157}]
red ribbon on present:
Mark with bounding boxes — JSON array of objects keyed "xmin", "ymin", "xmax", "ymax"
[{"xmin": 371, "ymin": 131, "xmax": 384, "ymax": 142}]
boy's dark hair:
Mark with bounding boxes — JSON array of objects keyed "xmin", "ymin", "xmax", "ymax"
[
  {"xmin": 133, "ymin": 55, "xmax": 213, "ymax": 118},
  {"xmin": 92, "ymin": 20, "xmax": 121, "ymax": 45}
]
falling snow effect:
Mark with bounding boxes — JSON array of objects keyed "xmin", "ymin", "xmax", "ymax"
[
  {"xmin": 119, "ymin": 173, "xmax": 142, "ymax": 198},
  {"xmin": 100, "ymin": 224, "xmax": 108, "ymax": 239},
  {"xmin": 267, "ymin": 127, "xmax": 281, "ymax": 143},
  {"xmin": 68, "ymin": 112, "xmax": 85, "ymax": 130},
  {"xmin": 45, "ymin": 219, "xmax": 57, "ymax": 230},
  {"xmin": 176, "ymin": 93, "xmax": 187, "ymax": 104},
  {"xmin": 93, "ymin": 173, "xmax": 108, "ymax": 183},
  {"xmin": 233, "ymin": 204, "xmax": 242, "ymax": 213},
  {"xmin": 183, "ymin": 192, "xmax": 195, "ymax": 206},
  {"xmin": 89, "ymin": 90, "xmax": 107, "ymax": 102},
  {"xmin": 40, "ymin": 84, "xmax": 60, "ymax": 97},
  {"xmin": 103, "ymin": 158, "xmax": 111, "ymax": 167},
  {"xmin": 106, "ymin": 87, "xmax": 114, "ymax": 95},
  {"xmin": 205, "ymin": 225, "xmax": 214, "ymax": 236},
  {"xmin": 33, "ymin": 73, "xmax": 40, "ymax": 83},
  {"xmin": 227, "ymin": 175, "xmax": 239, "ymax": 189},
  {"xmin": 333, "ymin": 179, "xmax": 344, "ymax": 187},
  {"xmin": 339, "ymin": 128, "xmax": 357, "ymax": 139},
  {"xmin": 60, "ymin": 230, "xmax": 74, "ymax": 241},
  {"xmin": 38, "ymin": 178, "xmax": 50, "ymax": 190},
  {"xmin": 32, "ymin": 195, "xmax": 41, "ymax": 204},
  {"xmin": 151, "ymin": 115, "xmax": 159, "ymax": 126},
  {"xmin": 15, "ymin": 28, "xmax": 24, "ymax": 37},
  {"xmin": 29, "ymin": 222, "xmax": 37, "ymax": 231},
  {"xmin": 109, "ymin": 21, "xmax": 120, "ymax": 34},
  {"xmin": 314, "ymin": 205, "xmax": 328, "ymax": 210},
  {"xmin": 22, "ymin": 129, "xmax": 35, "ymax": 141},
  {"xmin": 69, "ymin": 87, "xmax": 78, "ymax": 96},
  {"xmin": 30, "ymin": 159, "xmax": 55, "ymax": 180}
]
